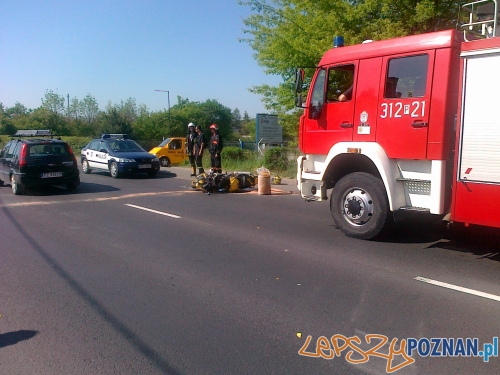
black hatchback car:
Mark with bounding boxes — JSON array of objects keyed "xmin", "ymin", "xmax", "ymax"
[{"xmin": 0, "ymin": 130, "xmax": 80, "ymax": 195}]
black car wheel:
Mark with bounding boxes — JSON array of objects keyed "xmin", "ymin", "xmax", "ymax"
[
  {"xmin": 11, "ymin": 175, "xmax": 24, "ymax": 195},
  {"xmin": 160, "ymin": 157, "xmax": 171, "ymax": 167},
  {"xmin": 147, "ymin": 169, "xmax": 158, "ymax": 178},
  {"xmin": 110, "ymin": 162, "xmax": 120, "ymax": 178},
  {"xmin": 82, "ymin": 158, "xmax": 92, "ymax": 174}
]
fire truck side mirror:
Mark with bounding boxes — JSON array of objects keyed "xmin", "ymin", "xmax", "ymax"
[
  {"xmin": 295, "ymin": 69, "xmax": 307, "ymax": 108},
  {"xmin": 295, "ymin": 69, "xmax": 305, "ymax": 93},
  {"xmin": 295, "ymin": 93, "xmax": 306, "ymax": 108}
]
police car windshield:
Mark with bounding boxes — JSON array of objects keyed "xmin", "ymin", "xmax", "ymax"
[
  {"xmin": 107, "ymin": 139, "xmax": 144, "ymax": 152},
  {"xmin": 159, "ymin": 138, "xmax": 171, "ymax": 147}
]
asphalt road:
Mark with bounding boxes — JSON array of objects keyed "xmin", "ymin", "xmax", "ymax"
[{"xmin": 1, "ymin": 166, "xmax": 500, "ymax": 374}]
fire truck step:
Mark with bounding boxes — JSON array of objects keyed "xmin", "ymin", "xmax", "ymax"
[
  {"xmin": 396, "ymin": 178, "xmax": 431, "ymax": 183},
  {"xmin": 398, "ymin": 206, "xmax": 430, "ymax": 212}
]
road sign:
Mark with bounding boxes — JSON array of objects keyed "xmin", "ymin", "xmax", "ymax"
[{"xmin": 256, "ymin": 114, "xmax": 282, "ymax": 144}]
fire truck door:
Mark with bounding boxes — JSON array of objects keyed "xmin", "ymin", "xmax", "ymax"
[
  {"xmin": 452, "ymin": 53, "xmax": 500, "ymax": 228},
  {"xmin": 376, "ymin": 52, "xmax": 435, "ymax": 159},
  {"xmin": 302, "ymin": 64, "xmax": 356, "ymax": 155},
  {"xmin": 353, "ymin": 57, "xmax": 382, "ymax": 141}
]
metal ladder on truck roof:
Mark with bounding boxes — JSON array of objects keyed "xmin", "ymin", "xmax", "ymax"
[{"xmin": 462, "ymin": 0, "xmax": 499, "ymax": 40}]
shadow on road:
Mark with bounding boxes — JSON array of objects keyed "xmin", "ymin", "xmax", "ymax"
[
  {"xmin": 0, "ymin": 330, "xmax": 38, "ymax": 349},
  {"xmin": 88, "ymin": 170, "xmax": 176, "ymax": 179},
  {"xmin": 429, "ymin": 225, "xmax": 500, "ymax": 262},
  {"xmin": 21, "ymin": 182, "xmax": 121, "ymax": 196},
  {"xmin": 375, "ymin": 214, "xmax": 500, "ymax": 262}
]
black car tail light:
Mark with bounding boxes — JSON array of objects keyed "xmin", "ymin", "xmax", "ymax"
[
  {"xmin": 66, "ymin": 144, "xmax": 78, "ymax": 165},
  {"xmin": 19, "ymin": 144, "xmax": 28, "ymax": 167}
]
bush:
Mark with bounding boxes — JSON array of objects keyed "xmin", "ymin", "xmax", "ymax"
[
  {"xmin": 60, "ymin": 136, "xmax": 92, "ymax": 155},
  {"xmin": 221, "ymin": 146, "xmax": 246, "ymax": 160},
  {"xmin": 264, "ymin": 147, "xmax": 289, "ymax": 172},
  {"xmin": 0, "ymin": 135, "xmax": 11, "ymax": 149}
]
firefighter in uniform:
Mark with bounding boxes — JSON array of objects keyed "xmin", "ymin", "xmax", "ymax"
[
  {"xmin": 186, "ymin": 122, "xmax": 197, "ymax": 176},
  {"xmin": 209, "ymin": 123, "xmax": 223, "ymax": 173},
  {"xmin": 194, "ymin": 125, "xmax": 205, "ymax": 175}
]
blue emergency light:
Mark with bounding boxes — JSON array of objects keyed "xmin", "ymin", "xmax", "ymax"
[{"xmin": 334, "ymin": 36, "xmax": 344, "ymax": 48}]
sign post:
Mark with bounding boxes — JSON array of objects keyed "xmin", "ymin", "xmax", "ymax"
[{"xmin": 256, "ymin": 114, "xmax": 282, "ymax": 146}]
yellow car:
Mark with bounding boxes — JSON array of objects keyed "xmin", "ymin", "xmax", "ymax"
[{"xmin": 149, "ymin": 137, "xmax": 187, "ymax": 167}]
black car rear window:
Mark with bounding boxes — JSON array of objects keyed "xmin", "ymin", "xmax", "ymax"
[{"xmin": 28, "ymin": 144, "xmax": 69, "ymax": 157}]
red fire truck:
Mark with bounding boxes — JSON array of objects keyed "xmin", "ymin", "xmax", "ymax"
[{"xmin": 295, "ymin": 0, "xmax": 500, "ymax": 239}]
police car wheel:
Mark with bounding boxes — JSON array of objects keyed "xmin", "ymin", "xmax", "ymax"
[
  {"xmin": 330, "ymin": 172, "xmax": 389, "ymax": 240},
  {"xmin": 110, "ymin": 162, "xmax": 120, "ymax": 178},
  {"xmin": 82, "ymin": 158, "xmax": 92, "ymax": 174},
  {"xmin": 160, "ymin": 157, "xmax": 171, "ymax": 167}
]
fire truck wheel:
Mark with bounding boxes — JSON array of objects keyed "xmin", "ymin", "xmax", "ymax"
[{"xmin": 330, "ymin": 172, "xmax": 389, "ymax": 240}]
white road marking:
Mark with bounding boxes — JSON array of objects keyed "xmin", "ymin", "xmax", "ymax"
[
  {"xmin": 125, "ymin": 204, "xmax": 181, "ymax": 219},
  {"xmin": 415, "ymin": 276, "xmax": 500, "ymax": 302}
]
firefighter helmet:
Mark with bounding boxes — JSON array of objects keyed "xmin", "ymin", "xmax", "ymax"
[
  {"xmin": 187, "ymin": 122, "xmax": 195, "ymax": 129},
  {"xmin": 210, "ymin": 124, "xmax": 218, "ymax": 130}
]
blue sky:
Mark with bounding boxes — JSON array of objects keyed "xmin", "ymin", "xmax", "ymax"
[{"xmin": 0, "ymin": 0, "xmax": 281, "ymax": 117}]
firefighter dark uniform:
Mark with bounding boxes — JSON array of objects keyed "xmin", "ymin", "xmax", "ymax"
[
  {"xmin": 186, "ymin": 122, "xmax": 197, "ymax": 176},
  {"xmin": 209, "ymin": 124, "xmax": 223, "ymax": 173},
  {"xmin": 194, "ymin": 125, "xmax": 206, "ymax": 174}
]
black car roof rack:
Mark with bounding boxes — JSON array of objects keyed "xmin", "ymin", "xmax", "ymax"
[
  {"xmin": 13, "ymin": 130, "xmax": 61, "ymax": 140},
  {"xmin": 102, "ymin": 134, "xmax": 129, "ymax": 139},
  {"xmin": 15, "ymin": 130, "xmax": 55, "ymax": 137}
]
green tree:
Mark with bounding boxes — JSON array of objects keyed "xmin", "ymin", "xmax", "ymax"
[
  {"xmin": 240, "ymin": 113, "xmax": 256, "ymax": 138},
  {"xmin": 80, "ymin": 94, "xmax": 100, "ymax": 125},
  {"xmin": 40, "ymin": 90, "xmax": 71, "ymax": 135},
  {"xmin": 5, "ymin": 102, "xmax": 30, "ymax": 118},
  {"xmin": 231, "ymin": 108, "xmax": 242, "ymax": 133},
  {"xmin": 0, "ymin": 103, "xmax": 16, "ymax": 135}
]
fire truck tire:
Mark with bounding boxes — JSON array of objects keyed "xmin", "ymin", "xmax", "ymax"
[{"xmin": 330, "ymin": 172, "xmax": 389, "ymax": 240}]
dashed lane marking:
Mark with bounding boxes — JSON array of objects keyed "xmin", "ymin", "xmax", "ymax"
[
  {"xmin": 124, "ymin": 203, "xmax": 212, "ymax": 226},
  {"xmin": 415, "ymin": 276, "xmax": 500, "ymax": 302},
  {"xmin": 125, "ymin": 204, "xmax": 181, "ymax": 219}
]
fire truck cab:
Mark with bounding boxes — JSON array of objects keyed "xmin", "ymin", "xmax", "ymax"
[{"xmin": 296, "ymin": 0, "xmax": 500, "ymax": 239}]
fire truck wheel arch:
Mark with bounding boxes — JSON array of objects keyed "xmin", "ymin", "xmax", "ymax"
[
  {"xmin": 323, "ymin": 142, "xmax": 406, "ymax": 211},
  {"xmin": 330, "ymin": 172, "xmax": 389, "ymax": 240}
]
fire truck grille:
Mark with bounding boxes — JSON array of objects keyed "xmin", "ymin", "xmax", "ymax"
[{"xmin": 404, "ymin": 180, "xmax": 431, "ymax": 195}]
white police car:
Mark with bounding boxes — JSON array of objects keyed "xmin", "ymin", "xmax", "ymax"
[{"xmin": 81, "ymin": 134, "xmax": 160, "ymax": 178}]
